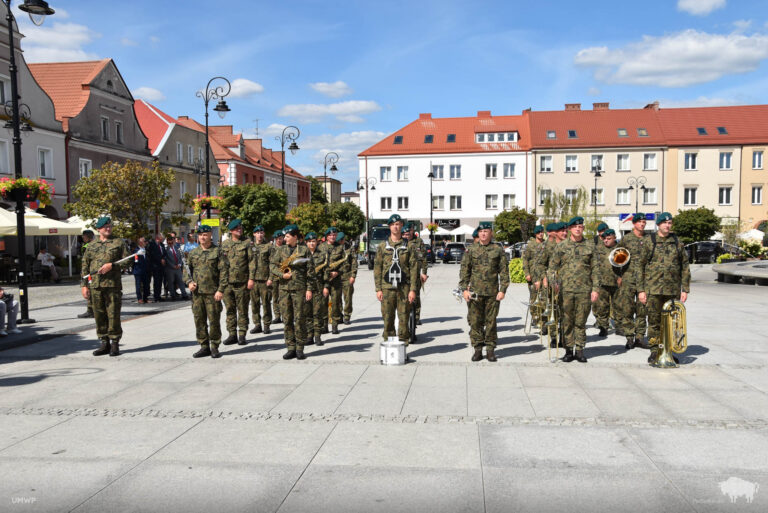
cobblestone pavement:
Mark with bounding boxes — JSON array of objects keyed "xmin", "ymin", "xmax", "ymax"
[{"xmin": 0, "ymin": 263, "xmax": 766, "ymax": 512}]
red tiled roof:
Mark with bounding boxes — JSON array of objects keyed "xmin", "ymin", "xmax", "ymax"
[
  {"xmin": 244, "ymin": 139, "xmax": 305, "ymax": 179},
  {"xmin": 28, "ymin": 59, "xmax": 111, "ymax": 131},
  {"xmin": 656, "ymin": 105, "xmax": 768, "ymax": 146},
  {"xmin": 134, "ymin": 100, "xmax": 174, "ymax": 154},
  {"xmin": 359, "ymin": 111, "xmax": 531, "ymax": 156},
  {"xmin": 209, "ymin": 126, "xmax": 242, "ymax": 148}
]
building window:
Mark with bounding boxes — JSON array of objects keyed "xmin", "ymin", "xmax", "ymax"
[
  {"xmin": 393, "ymin": 135, "xmax": 403, "ymax": 144},
  {"xmin": 717, "ymin": 126, "xmax": 728, "ymax": 135},
  {"xmin": 0, "ymin": 78, "xmax": 6, "ymax": 105},
  {"xmin": 540, "ymin": 155, "xmax": 552, "ymax": 173},
  {"xmin": 381, "ymin": 197, "xmax": 392, "ymax": 210},
  {"xmin": 397, "ymin": 166, "xmax": 408, "ymax": 181},
  {"xmin": 188, "ymin": 145, "xmax": 194, "ymax": 164},
  {"xmin": 449, "ymin": 164, "xmax": 461, "ymax": 180},
  {"xmin": 79, "ymin": 158, "xmax": 92, "ymax": 179},
  {"xmin": 485, "ymin": 163, "xmax": 497, "ymax": 179},
  {"xmin": 752, "ymin": 186, "xmax": 763, "ymax": 205},
  {"xmin": 565, "ymin": 155, "xmax": 578, "ymax": 173},
  {"xmin": 431, "ymin": 164, "xmax": 444, "ymax": 180},
  {"xmin": 643, "ymin": 153, "xmax": 657, "ymax": 170},
  {"xmin": 397, "ymin": 196, "xmax": 409, "ymax": 210},
  {"xmin": 0, "ymin": 139, "xmax": 8, "ymax": 173},
  {"xmin": 684, "ymin": 187, "xmax": 697, "ymax": 206},
  {"xmin": 539, "ymin": 188, "xmax": 551, "ymax": 206},
  {"xmin": 503, "ymin": 163, "xmax": 515, "ymax": 178},
  {"xmin": 476, "ymin": 133, "xmax": 485, "ymax": 143},
  {"xmin": 176, "ymin": 142, "xmax": 183, "ymax": 162},
  {"xmin": 568, "ymin": 130, "xmax": 577, "ymax": 139},
  {"xmin": 432, "ymin": 195, "xmax": 444, "ymax": 210},
  {"xmin": 617, "ymin": 154, "xmax": 630, "ymax": 172},
  {"xmin": 590, "ymin": 188, "xmax": 604, "ymax": 206},
  {"xmin": 115, "ymin": 121, "xmax": 123, "ymax": 144},
  {"xmin": 424, "ymin": 135, "xmax": 433, "ymax": 144},
  {"xmin": 450, "ymin": 195, "xmax": 462, "ymax": 210},
  {"xmin": 211, "ymin": 185, "xmax": 217, "ymax": 196},
  {"xmin": 643, "ymin": 187, "xmax": 657, "ymax": 205},
  {"xmin": 199, "ymin": 147, "xmax": 204, "ymax": 161},
  {"xmin": 637, "ymin": 128, "xmax": 648, "ymax": 137},
  {"xmin": 616, "ymin": 188, "xmax": 630, "ymax": 205},
  {"xmin": 719, "ymin": 152, "xmax": 733, "ymax": 170},
  {"xmin": 196, "ymin": 183, "xmax": 203, "ymax": 196},
  {"xmin": 180, "ymin": 181, "xmax": 186, "ymax": 196},
  {"xmin": 546, "ymin": 130, "xmax": 556, "ymax": 139},
  {"xmin": 101, "ymin": 116, "xmax": 109, "ymax": 141},
  {"xmin": 485, "ymin": 194, "xmax": 498, "ymax": 209},
  {"xmin": 447, "ymin": 134, "xmax": 456, "ymax": 143},
  {"xmin": 506, "ymin": 132, "xmax": 517, "ymax": 142},
  {"xmin": 503, "ymin": 194, "xmax": 515, "ymax": 209},
  {"xmin": 697, "ymin": 127, "xmax": 708, "ymax": 136},
  {"xmin": 564, "ymin": 188, "xmax": 577, "ymax": 205},
  {"xmin": 684, "ymin": 153, "xmax": 697, "ymax": 170},
  {"xmin": 753, "ymin": 150, "xmax": 764, "ymax": 169},
  {"xmin": 719, "ymin": 186, "xmax": 732, "ymax": 205},
  {"xmin": 591, "ymin": 154, "xmax": 603, "ymax": 172},
  {"xmin": 380, "ymin": 166, "xmax": 391, "ymax": 181},
  {"xmin": 617, "ymin": 128, "xmax": 628, "ymax": 137},
  {"xmin": 37, "ymin": 148, "xmax": 53, "ymax": 178}
]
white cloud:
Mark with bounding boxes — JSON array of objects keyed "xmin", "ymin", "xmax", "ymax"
[
  {"xmin": 309, "ymin": 81, "xmax": 353, "ymax": 98},
  {"xmin": 228, "ymin": 78, "xmax": 264, "ymax": 98},
  {"xmin": 20, "ymin": 21, "xmax": 100, "ymax": 62},
  {"xmin": 677, "ymin": 0, "xmax": 726, "ymax": 16},
  {"xmin": 121, "ymin": 37, "xmax": 138, "ymax": 47},
  {"xmin": 300, "ymin": 131, "xmax": 388, "ymax": 152},
  {"xmin": 575, "ymin": 29, "xmax": 768, "ymax": 87},
  {"xmin": 14, "ymin": 4, "xmax": 69, "ymax": 19},
  {"xmin": 733, "ymin": 19, "xmax": 752, "ymax": 33},
  {"xmin": 587, "ymin": 87, "xmax": 601, "ymax": 96},
  {"xmin": 278, "ymin": 100, "xmax": 382, "ymax": 123},
  {"xmin": 150, "ymin": 36, "xmax": 160, "ymax": 44},
  {"xmin": 131, "ymin": 87, "xmax": 166, "ymax": 102},
  {"xmin": 657, "ymin": 96, "xmax": 740, "ymax": 108}
]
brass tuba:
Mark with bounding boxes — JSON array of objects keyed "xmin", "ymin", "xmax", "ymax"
[
  {"xmin": 649, "ymin": 299, "xmax": 688, "ymax": 368},
  {"xmin": 609, "ymin": 247, "xmax": 630, "ymax": 268}
]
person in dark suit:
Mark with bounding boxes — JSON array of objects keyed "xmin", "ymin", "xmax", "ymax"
[
  {"xmin": 162, "ymin": 232, "xmax": 189, "ymax": 300},
  {"xmin": 133, "ymin": 236, "xmax": 151, "ymax": 303},
  {"xmin": 147, "ymin": 233, "xmax": 165, "ymax": 302}
]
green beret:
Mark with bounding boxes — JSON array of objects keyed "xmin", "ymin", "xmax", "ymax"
[
  {"xmin": 337, "ymin": 232, "xmax": 345, "ymax": 241},
  {"xmin": 472, "ymin": 229, "xmax": 479, "ymax": 238},
  {"xmin": 305, "ymin": 231, "xmax": 317, "ymax": 240},
  {"xmin": 596, "ymin": 222, "xmax": 608, "ymax": 232},
  {"xmin": 94, "ymin": 216, "xmax": 111, "ymax": 229},
  {"xmin": 567, "ymin": 216, "xmax": 584, "ymax": 227},
  {"xmin": 282, "ymin": 224, "xmax": 299, "ymax": 235},
  {"xmin": 197, "ymin": 225, "xmax": 212, "ymax": 234},
  {"xmin": 82, "ymin": 229, "xmax": 94, "ymax": 237},
  {"xmin": 533, "ymin": 225, "xmax": 543, "ymax": 234},
  {"xmin": 401, "ymin": 226, "xmax": 407, "ymax": 234},
  {"xmin": 227, "ymin": 218, "xmax": 242, "ymax": 231},
  {"xmin": 554, "ymin": 222, "xmax": 567, "ymax": 231},
  {"xmin": 387, "ymin": 214, "xmax": 403, "ymax": 225},
  {"xmin": 545, "ymin": 223, "xmax": 556, "ymax": 232},
  {"xmin": 325, "ymin": 227, "xmax": 338, "ymax": 235},
  {"xmin": 657, "ymin": 212, "xmax": 673, "ymax": 223},
  {"xmin": 478, "ymin": 221, "xmax": 492, "ymax": 230},
  {"xmin": 273, "ymin": 230, "xmax": 283, "ymax": 238},
  {"xmin": 602, "ymin": 228, "xmax": 616, "ymax": 237},
  {"xmin": 253, "ymin": 225, "xmax": 264, "ymax": 233},
  {"xmin": 632, "ymin": 213, "xmax": 646, "ymax": 223}
]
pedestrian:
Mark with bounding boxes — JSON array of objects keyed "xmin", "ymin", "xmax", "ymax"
[
  {"xmin": 182, "ymin": 232, "xmax": 199, "ymax": 257},
  {"xmin": 37, "ymin": 247, "xmax": 61, "ymax": 283},
  {"xmin": 162, "ymin": 232, "xmax": 188, "ymax": 300},
  {"xmin": 522, "ymin": 225, "xmax": 546, "ymax": 325},
  {"xmin": 147, "ymin": 233, "xmax": 166, "ymax": 303},
  {"xmin": 132, "ymin": 236, "xmax": 151, "ymax": 303},
  {"xmin": 184, "ymin": 225, "xmax": 228, "ymax": 358},
  {"xmin": 81, "ymin": 217, "xmax": 128, "ymax": 357},
  {"xmin": 221, "ymin": 218, "xmax": 255, "ymax": 346},
  {"xmin": 405, "ymin": 223, "xmax": 428, "ymax": 326},
  {"xmin": 617, "ymin": 213, "xmax": 650, "ymax": 349},
  {"xmin": 459, "ymin": 221, "xmax": 509, "ymax": 362},
  {"xmin": 0, "ymin": 286, "xmax": 21, "ymax": 336},
  {"xmin": 592, "ymin": 229, "xmax": 624, "ymax": 337},
  {"xmin": 77, "ymin": 230, "xmax": 95, "ymax": 318},
  {"xmin": 324, "ymin": 227, "xmax": 345, "ymax": 334},
  {"xmin": 249, "ymin": 225, "xmax": 273, "ymax": 335}
]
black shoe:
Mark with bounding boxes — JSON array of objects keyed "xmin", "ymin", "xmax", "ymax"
[
  {"xmin": 250, "ymin": 325, "xmax": 262, "ymax": 334},
  {"xmin": 673, "ymin": 355, "xmax": 679, "ymax": 364},
  {"xmin": 542, "ymin": 325, "xmax": 548, "ymax": 336},
  {"xmin": 563, "ymin": 348, "xmax": 575, "ymax": 362},
  {"xmin": 550, "ymin": 338, "xmax": 558, "ymax": 348},
  {"xmin": 417, "ymin": 319, "xmax": 422, "ymax": 326},
  {"xmin": 648, "ymin": 352, "xmax": 657, "ymax": 364},
  {"xmin": 625, "ymin": 337, "xmax": 635, "ymax": 350},
  {"xmin": 343, "ymin": 317, "xmax": 351, "ymax": 325},
  {"xmin": 210, "ymin": 345, "xmax": 221, "ymax": 358},
  {"xmin": 296, "ymin": 350, "xmax": 307, "ymax": 360},
  {"xmin": 486, "ymin": 347, "xmax": 497, "ymax": 362},
  {"xmin": 263, "ymin": 326, "xmax": 271, "ymax": 335},
  {"xmin": 321, "ymin": 326, "xmax": 329, "ymax": 334},
  {"xmin": 283, "ymin": 349, "xmax": 297, "ymax": 360},
  {"xmin": 273, "ymin": 317, "xmax": 282, "ymax": 324},
  {"xmin": 412, "ymin": 334, "xmax": 418, "ymax": 343},
  {"xmin": 635, "ymin": 337, "xmax": 646, "ymax": 349},
  {"xmin": 193, "ymin": 345, "xmax": 211, "ymax": 358},
  {"xmin": 331, "ymin": 324, "xmax": 339, "ymax": 335},
  {"xmin": 222, "ymin": 334, "xmax": 237, "ymax": 345},
  {"xmin": 598, "ymin": 327, "xmax": 608, "ymax": 338},
  {"xmin": 237, "ymin": 335, "xmax": 247, "ymax": 345},
  {"xmin": 109, "ymin": 340, "xmax": 120, "ymax": 357},
  {"xmin": 315, "ymin": 335, "xmax": 323, "ymax": 346},
  {"xmin": 471, "ymin": 347, "xmax": 483, "ymax": 362},
  {"xmin": 615, "ymin": 328, "xmax": 625, "ymax": 337},
  {"xmin": 575, "ymin": 350, "xmax": 587, "ymax": 363},
  {"xmin": 305, "ymin": 337, "xmax": 314, "ymax": 346},
  {"xmin": 93, "ymin": 339, "xmax": 110, "ymax": 356},
  {"xmin": 78, "ymin": 311, "xmax": 94, "ymax": 319}
]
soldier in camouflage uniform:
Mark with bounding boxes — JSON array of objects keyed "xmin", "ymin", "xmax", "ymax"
[
  {"xmin": 522, "ymin": 225, "xmax": 546, "ymax": 323},
  {"xmin": 593, "ymin": 222, "xmax": 608, "ymax": 245},
  {"xmin": 184, "ymin": 225, "xmax": 228, "ymax": 358},
  {"xmin": 324, "ymin": 227, "xmax": 346, "ymax": 334},
  {"xmin": 77, "ymin": 229, "xmax": 95, "ymax": 318},
  {"xmin": 271, "ymin": 230, "xmax": 284, "ymax": 324},
  {"xmin": 374, "ymin": 214, "xmax": 419, "ymax": 345},
  {"xmin": 549, "ymin": 217, "xmax": 599, "ymax": 363},
  {"xmin": 339, "ymin": 232, "xmax": 358, "ymax": 325},
  {"xmin": 617, "ymin": 213, "xmax": 650, "ymax": 350},
  {"xmin": 639, "ymin": 212, "xmax": 691, "ymax": 362},
  {"xmin": 316, "ymin": 230, "xmax": 333, "ymax": 333},
  {"xmin": 405, "ymin": 223, "xmax": 428, "ymax": 325},
  {"xmin": 249, "ymin": 225, "xmax": 273, "ymax": 335},
  {"xmin": 304, "ymin": 232, "xmax": 328, "ymax": 346},
  {"xmin": 592, "ymin": 229, "xmax": 624, "ymax": 338},
  {"xmin": 221, "ymin": 219, "xmax": 255, "ymax": 346},
  {"xmin": 535, "ymin": 222, "xmax": 565, "ymax": 343},
  {"xmin": 459, "ymin": 221, "xmax": 509, "ymax": 362},
  {"xmin": 271, "ymin": 224, "xmax": 315, "ymax": 359},
  {"xmin": 81, "ymin": 217, "xmax": 128, "ymax": 357}
]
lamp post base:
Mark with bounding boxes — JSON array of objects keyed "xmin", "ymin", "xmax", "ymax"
[{"xmin": 18, "ymin": 318, "xmax": 36, "ymax": 324}]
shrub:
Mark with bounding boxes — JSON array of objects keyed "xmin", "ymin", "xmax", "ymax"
[
  {"xmin": 716, "ymin": 253, "xmax": 733, "ymax": 264},
  {"xmin": 738, "ymin": 239, "xmax": 763, "ymax": 258},
  {"xmin": 508, "ymin": 258, "xmax": 526, "ymax": 283}
]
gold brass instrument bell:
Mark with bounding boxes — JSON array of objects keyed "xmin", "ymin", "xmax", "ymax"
[{"xmin": 609, "ymin": 247, "xmax": 630, "ymax": 267}]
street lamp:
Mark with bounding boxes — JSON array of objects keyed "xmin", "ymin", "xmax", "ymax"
[
  {"xmin": 591, "ymin": 166, "xmax": 602, "ymax": 221},
  {"xmin": 358, "ymin": 177, "xmax": 377, "ymax": 253},
  {"xmin": 427, "ymin": 167, "xmax": 434, "ymax": 249},
  {"xmin": 322, "ymin": 151, "xmax": 339, "ymax": 204},
  {"xmin": 192, "ymin": 157, "xmax": 204, "ymax": 223},
  {"xmin": 627, "ymin": 176, "xmax": 647, "ymax": 215},
  {"xmin": 4, "ymin": 0, "xmax": 55, "ymax": 324},
  {"xmin": 276, "ymin": 126, "xmax": 300, "ymax": 192},
  {"xmin": 195, "ymin": 76, "xmax": 231, "ymax": 219}
]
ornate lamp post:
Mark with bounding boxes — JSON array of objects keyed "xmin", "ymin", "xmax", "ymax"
[
  {"xmin": 322, "ymin": 151, "xmax": 339, "ymax": 204},
  {"xmin": 276, "ymin": 126, "xmax": 300, "ymax": 192},
  {"xmin": 358, "ymin": 177, "xmax": 377, "ymax": 253},
  {"xmin": 196, "ymin": 76, "xmax": 231, "ymax": 219},
  {"xmin": 627, "ymin": 176, "xmax": 647, "ymax": 215},
  {"xmin": 591, "ymin": 166, "xmax": 602, "ymax": 221},
  {"xmin": 4, "ymin": 0, "xmax": 56, "ymax": 324},
  {"xmin": 427, "ymin": 167, "xmax": 434, "ymax": 249}
]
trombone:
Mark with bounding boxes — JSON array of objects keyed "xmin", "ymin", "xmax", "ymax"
[{"xmin": 542, "ymin": 271, "xmax": 563, "ymax": 362}]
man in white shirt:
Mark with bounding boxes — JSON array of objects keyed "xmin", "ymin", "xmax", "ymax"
[{"xmin": 37, "ymin": 248, "xmax": 61, "ymax": 283}]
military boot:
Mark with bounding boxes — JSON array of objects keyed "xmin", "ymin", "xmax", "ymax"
[
  {"xmin": 550, "ymin": 336, "xmax": 558, "ymax": 348},
  {"xmin": 615, "ymin": 328, "xmax": 625, "ymax": 337},
  {"xmin": 92, "ymin": 339, "xmax": 110, "ymax": 356},
  {"xmin": 471, "ymin": 346, "xmax": 483, "ymax": 362},
  {"xmin": 321, "ymin": 326, "xmax": 329, "ymax": 334},
  {"xmin": 222, "ymin": 334, "xmax": 237, "ymax": 345},
  {"xmin": 263, "ymin": 326, "xmax": 271, "ymax": 334},
  {"xmin": 193, "ymin": 344, "xmax": 211, "ymax": 358},
  {"xmin": 296, "ymin": 349, "xmax": 307, "ymax": 360},
  {"xmin": 343, "ymin": 316, "xmax": 351, "ymax": 325},
  {"xmin": 237, "ymin": 335, "xmax": 247, "ymax": 345},
  {"xmin": 250, "ymin": 324, "xmax": 262, "ymax": 334},
  {"xmin": 634, "ymin": 336, "xmax": 646, "ymax": 349},
  {"xmin": 283, "ymin": 349, "xmax": 297, "ymax": 360},
  {"xmin": 331, "ymin": 324, "xmax": 339, "ymax": 335},
  {"xmin": 78, "ymin": 310, "xmax": 94, "ymax": 319},
  {"xmin": 273, "ymin": 317, "xmax": 282, "ymax": 324},
  {"xmin": 625, "ymin": 337, "xmax": 635, "ymax": 350},
  {"xmin": 109, "ymin": 340, "xmax": 120, "ymax": 357},
  {"xmin": 575, "ymin": 349, "xmax": 587, "ymax": 363},
  {"xmin": 598, "ymin": 327, "xmax": 608, "ymax": 338},
  {"xmin": 305, "ymin": 336, "xmax": 314, "ymax": 346},
  {"xmin": 315, "ymin": 334, "xmax": 323, "ymax": 346},
  {"xmin": 486, "ymin": 347, "xmax": 498, "ymax": 362},
  {"xmin": 563, "ymin": 347, "xmax": 575, "ymax": 362},
  {"xmin": 210, "ymin": 344, "xmax": 221, "ymax": 358}
]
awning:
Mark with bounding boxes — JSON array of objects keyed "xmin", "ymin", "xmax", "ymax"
[
  {"xmin": 0, "ymin": 208, "xmax": 81, "ymax": 236},
  {"xmin": 420, "ymin": 227, "xmax": 451, "ymax": 237},
  {"xmin": 450, "ymin": 224, "xmax": 476, "ymax": 236}
]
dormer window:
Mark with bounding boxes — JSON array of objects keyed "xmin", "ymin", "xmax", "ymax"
[
  {"xmin": 393, "ymin": 135, "xmax": 403, "ymax": 144},
  {"xmin": 568, "ymin": 130, "xmax": 577, "ymax": 139},
  {"xmin": 697, "ymin": 127, "xmax": 708, "ymax": 135},
  {"xmin": 717, "ymin": 126, "xmax": 728, "ymax": 135},
  {"xmin": 424, "ymin": 135, "xmax": 434, "ymax": 143},
  {"xmin": 106, "ymin": 80, "xmax": 114, "ymax": 91},
  {"xmin": 617, "ymin": 128, "xmax": 628, "ymax": 137},
  {"xmin": 446, "ymin": 134, "xmax": 456, "ymax": 143},
  {"xmin": 487, "ymin": 133, "xmax": 495, "ymax": 142},
  {"xmin": 637, "ymin": 128, "xmax": 648, "ymax": 137},
  {"xmin": 476, "ymin": 134, "xmax": 485, "ymax": 143},
  {"xmin": 546, "ymin": 130, "xmax": 556, "ymax": 139}
]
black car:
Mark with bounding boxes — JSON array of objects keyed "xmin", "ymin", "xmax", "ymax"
[
  {"xmin": 443, "ymin": 243, "xmax": 466, "ymax": 264},
  {"xmin": 687, "ymin": 241, "xmax": 726, "ymax": 263}
]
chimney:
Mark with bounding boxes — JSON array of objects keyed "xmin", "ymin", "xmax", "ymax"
[
  {"xmin": 178, "ymin": 115, "xmax": 189, "ymax": 120},
  {"xmin": 565, "ymin": 103, "xmax": 581, "ymax": 111},
  {"xmin": 419, "ymin": 113, "xmax": 432, "ymax": 119},
  {"xmin": 477, "ymin": 110, "xmax": 492, "ymax": 118},
  {"xmin": 593, "ymin": 102, "xmax": 609, "ymax": 111},
  {"xmin": 644, "ymin": 101, "xmax": 660, "ymax": 111}
]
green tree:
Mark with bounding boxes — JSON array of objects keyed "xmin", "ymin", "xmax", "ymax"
[
  {"xmin": 66, "ymin": 160, "xmax": 174, "ymax": 239},
  {"xmin": 328, "ymin": 201, "xmax": 366, "ymax": 239},
  {"xmin": 307, "ymin": 176, "xmax": 328, "ymax": 204},
  {"xmin": 169, "ymin": 192, "xmax": 195, "ymax": 227},
  {"xmin": 539, "ymin": 186, "xmax": 588, "ymax": 225},
  {"xmin": 286, "ymin": 202, "xmax": 332, "ymax": 235},
  {"xmin": 494, "ymin": 207, "xmax": 538, "ymax": 244},
  {"xmin": 672, "ymin": 207, "xmax": 720, "ymax": 244},
  {"xmin": 219, "ymin": 183, "xmax": 287, "ymax": 235}
]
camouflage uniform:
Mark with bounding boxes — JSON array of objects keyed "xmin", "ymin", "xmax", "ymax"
[
  {"xmin": 250, "ymin": 241, "xmax": 273, "ymax": 330},
  {"xmin": 271, "ymin": 244, "xmax": 282, "ymax": 322},
  {"xmin": 458, "ymin": 242, "xmax": 510, "ymax": 348},
  {"xmin": 407, "ymin": 236, "xmax": 428, "ymax": 323},
  {"xmin": 317, "ymin": 241, "xmax": 331, "ymax": 329},
  {"xmin": 522, "ymin": 238, "xmax": 546, "ymax": 317},
  {"xmin": 373, "ymin": 237, "xmax": 419, "ymax": 343},
  {"xmin": 221, "ymin": 238, "xmax": 255, "ymax": 337},
  {"xmin": 80, "ymin": 237, "xmax": 128, "ymax": 341},
  {"xmin": 641, "ymin": 234, "xmax": 691, "ymax": 342},
  {"xmin": 271, "ymin": 244, "xmax": 316, "ymax": 350},
  {"xmin": 549, "ymin": 238, "xmax": 598, "ymax": 350},
  {"xmin": 535, "ymin": 237, "xmax": 560, "ymax": 330},
  {"xmin": 184, "ymin": 244, "xmax": 228, "ymax": 347},
  {"xmin": 617, "ymin": 231, "xmax": 649, "ymax": 340},
  {"xmin": 592, "ymin": 242, "xmax": 623, "ymax": 330},
  {"xmin": 305, "ymin": 247, "xmax": 329, "ymax": 339},
  {"xmin": 80, "ymin": 239, "xmax": 94, "ymax": 316},
  {"xmin": 342, "ymin": 243, "xmax": 359, "ymax": 322},
  {"xmin": 325, "ymin": 242, "xmax": 347, "ymax": 327}
]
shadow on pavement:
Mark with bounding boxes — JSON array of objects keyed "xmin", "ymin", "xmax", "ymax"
[
  {"xmin": 419, "ymin": 328, "xmax": 463, "ymax": 343},
  {"xmin": 422, "ymin": 316, "xmax": 461, "ymax": 323},
  {"xmin": 585, "ymin": 343, "xmax": 628, "ymax": 357},
  {"xmin": 496, "ymin": 342, "xmax": 544, "ymax": 358},
  {"xmin": 0, "ymin": 367, "xmax": 104, "ymax": 387},
  {"xmin": 309, "ymin": 342, "xmax": 374, "ymax": 356},
  {"xmin": 409, "ymin": 342, "xmax": 467, "ymax": 357},
  {"xmin": 678, "ymin": 344, "xmax": 709, "ymax": 364},
  {"xmin": 331, "ymin": 323, "xmax": 380, "ymax": 334},
  {"xmin": 121, "ymin": 340, "xmax": 195, "ymax": 354}
]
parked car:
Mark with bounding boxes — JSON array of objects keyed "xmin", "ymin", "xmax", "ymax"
[
  {"xmin": 443, "ymin": 243, "xmax": 466, "ymax": 264},
  {"xmin": 424, "ymin": 244, "xmax": 436, "ymax": 264},
  {"xmin": 687, "ymin": 241, "xmax": 727, "ymax": 263}
]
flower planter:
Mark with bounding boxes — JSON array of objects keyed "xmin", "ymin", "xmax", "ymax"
[{"xmin": 2, "ymin": 187, "xmax": 39, "ymax": 202}]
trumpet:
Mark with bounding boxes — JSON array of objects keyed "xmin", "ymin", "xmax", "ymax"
[
  {"xmin": 649, "ymin": 299, "xmax": 688, "ymax": 368},
  {"xmin": 452, "ymin": 287, "xmax": 477, "ymax": 303},
  {"xmin": 609, "ymin": 247, "xmax": 630, "ymax": 268}
]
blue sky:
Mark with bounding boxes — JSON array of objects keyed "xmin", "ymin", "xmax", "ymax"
[{"xmin": 16, "ymin": 0, "xmax": 768, "ymax": 190}]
